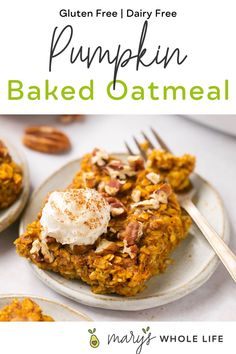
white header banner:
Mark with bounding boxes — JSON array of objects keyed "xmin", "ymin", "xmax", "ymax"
[{"xmin": 0, "ymin": 0, "xmax": 235, "ymax": 113}]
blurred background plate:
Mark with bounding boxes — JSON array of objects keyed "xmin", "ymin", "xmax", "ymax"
[
  {"xmin": 0, "ymin": 294, "xmax": 92, "ymax": 321},
  {"xmin": 0, "ymin": 141, "xmax": 30, "ymax": 233}
]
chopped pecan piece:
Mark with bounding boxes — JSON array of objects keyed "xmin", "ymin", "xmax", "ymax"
[
  {"xmin": 131, "ymin": 183, "xmax": 172, "ymax": 210},
  {"xmin": 45, "ymin": 236, "xmax": 56, "ymax": 244},
  {"xmin": 111, "ymin": 207, "xmax": 125, "ymax": 217},
  {"xmin": 154, "ymin": 183, "xmax": 172, "ymax": 204},
  {"xmin": 109, "ymin": 227, "xmax": 117, "ymax": 233},
  {"xmin": 121, "ymin": 220, "xmax": 143, "ymax": 246},
  {"xmin": 95, "ymin": 239, "xmax": 120, "ymax": 255},
  {"xmin": 30, "ymin": 239, "xmax": 41, "ymax": 255},
  {"xmin": 131, "ymin": 189, "xmax": 141, "ymax": 203},
  {"xmin": 105, "ymin": 160, "xmax": 137, "ymax": 180},
  {"xmin": 104, "ymin": 179, "xmax": 122, "ymax": 196},
  {"xmin": 146, "ymin": 172, "xmax": 160, "ymax": 184},
  {"xmin": 105, "ymin": 197, "xmax": 126, "ymax": 217},
  {"xmin": 105, "ymin": 196, "xmax": 121, "ymax": 204},
  {"xmin": 157, "ymin": 183, "xmax": 172, "ymax": 196},
  {"xmin": 97, "ymin": 181, "xmax": 106, "ymax": 192},
  {"xmin": 91, "ymin": 148, "xmax": 109, "ymax": 166},
  {"xmin": 122, "ymin": 165, "xmax": 137, "ymax": 177},
  {"xmin": 30, "ymin": 239, "xmax": 54, "ymax": 263},
  {"xmin": 83, "ymin": 172, "xmax": 95, "ymax": 179},
  {"xmin": 107, "ymin": 160, "xmax": 124, "ymax": 170},
  {"xmin": 83, "ymin": 172, "xmax": 96, "ymax": 188},
  {"xmin": 127, "ymin": 155, "xmax": 144, "ymax": 171},
  {"xmin": 40, "ymin": 241, "xmax": 54, "ymax": 263},
  {"xmin": 123, "ymin": 243, "xmax": 138, "ymax": 259},
  {"xmin": 131, "ymin": 198, "xmax": 160, "ymax": 210}
]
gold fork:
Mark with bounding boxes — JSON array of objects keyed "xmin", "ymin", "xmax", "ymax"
[{"xmin": 125, "ymin": 127, "xmax": 236, "ymax": 282}]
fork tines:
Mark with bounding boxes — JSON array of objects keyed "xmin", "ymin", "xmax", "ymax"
[
  {"xmin": 124, "ymin": 127, "xmax": 172, "ymax": 159},
  {"xmin": 150, "ymin": 127, "xmax": 172, "ymax": 153}
]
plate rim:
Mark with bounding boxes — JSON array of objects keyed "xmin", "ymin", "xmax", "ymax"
[
  {"xmin": 0, "ymin": 293, "xmax": 92, "ymax": 321},
  {"xmin": 19, "ymin": 155, "xmax": 230, "ymax": 311}
]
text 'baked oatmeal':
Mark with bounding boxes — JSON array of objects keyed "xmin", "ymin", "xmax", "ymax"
[{"xmin": 15, "ymin": 148, "xmax": 195, "ymax": 296}]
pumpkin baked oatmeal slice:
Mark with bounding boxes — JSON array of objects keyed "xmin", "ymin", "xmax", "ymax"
[
  {"xmin": 0, "ymin": 140, "xmax": 23, "ymax": 210},
  {"xmin": 15, "ymin": 148, "xmax": 195, "ymax": 296},
  {"xmin": 0, "ymin": 298, "xmax": 54, "ymax": 321}
]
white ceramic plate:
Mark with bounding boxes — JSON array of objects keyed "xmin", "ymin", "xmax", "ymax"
[
  {"xmin": 19, "ymin": 155, "xmax": 230, "ymax": 311},
  {"xmin": 185, "ymin": 115, "xmax": 236, "ymax": 136},
  {"xmin": 0, "ymin": 141, "xmax": 30, "ymax": 233},
  {"xmin": 0, "ymin": 294, "xmax": 92, "ymax": 321}
]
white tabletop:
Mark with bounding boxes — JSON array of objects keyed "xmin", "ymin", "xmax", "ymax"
[{"xmin": 0, "ymin": 115, "xmax": 236, "ymax": 321}]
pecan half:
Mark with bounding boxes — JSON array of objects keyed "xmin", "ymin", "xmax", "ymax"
[
  {"xmin": 23, "ymin": 126, "xmax": 71, "ymax": 154},
  {"xmin": 121, "ymin": 221, "xmax": 143, "ymax": 259}
]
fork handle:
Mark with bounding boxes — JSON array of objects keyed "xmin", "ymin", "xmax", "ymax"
[{"xmin": 181, "ymin": 199, "xmax": 236, "ymax": 282}]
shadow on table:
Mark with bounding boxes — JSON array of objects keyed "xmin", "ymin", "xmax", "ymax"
[{"xmin": 0, "ymin": 221, "xmax": 19, "ymax": 256}]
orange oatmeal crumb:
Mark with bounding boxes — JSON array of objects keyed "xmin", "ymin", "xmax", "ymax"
[{"xmin": 0, "ymin": 298, "xmax": 54, "ymax": 322}]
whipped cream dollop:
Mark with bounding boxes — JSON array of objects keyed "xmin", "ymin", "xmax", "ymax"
[{"xmin": 40, "ymin": 188, "xmax": 111, "ymax": 246}]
